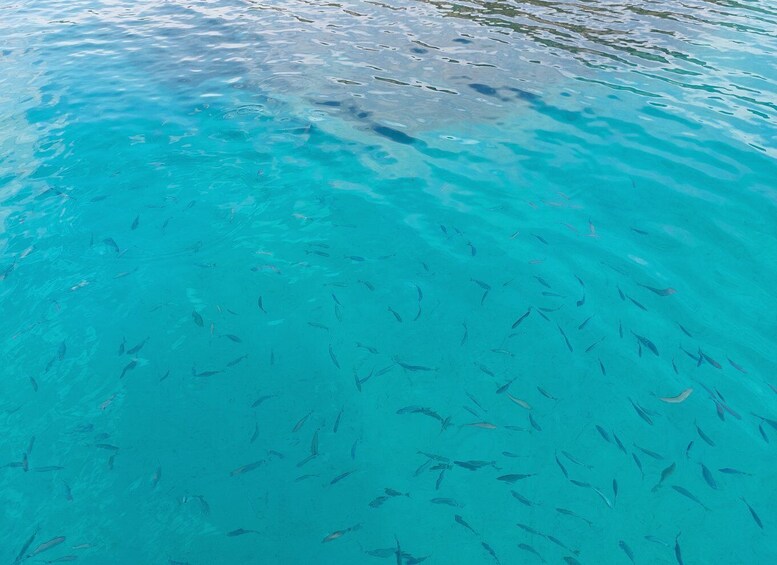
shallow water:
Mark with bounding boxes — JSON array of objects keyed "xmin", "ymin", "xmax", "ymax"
[{"xmin": 1, "ymin": 0, "xmax": 776, "ymax": 563}]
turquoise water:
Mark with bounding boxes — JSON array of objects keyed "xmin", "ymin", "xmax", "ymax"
[{"xmin": 1, "ymin": 0, "xmax": 776, "ymax": 562}]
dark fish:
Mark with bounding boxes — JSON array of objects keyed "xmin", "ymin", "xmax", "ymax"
[
  {"xmin": 674, "ymin": 534, "xmax": 684, "ymax": 565},
  {"xmin": 634, "ymin": 443, "xmax": 664, "ymax": 460},
  {"xmin": 741, "ymin": 498, "xmax": 763, "ymax": 529},
  {"xmin": 227, "ymin": 354, "xmax": 248, "ymax": 367},
  {"xmin": 695, "ymin": 422, "xmax": 715, "ymax": 446},
  {"xmin": 369, "ymin": 496, "xmax": 389, "ymax": 508},
  {"xmin": 103, "ymin": 238, "xmax": 120, "ymax": 253},
  {"xmin": 511, "ymin": 490, "xmax": 538, "ymax": 507},
  {"xmin": 677, "ymin": 323, "xmax": 693, "ymax": 337},
  {"xmin": 431, "ymin": 498, "xmax": 461, "ymax": 507},
  {"xmin": 192, "ymin": 368, "xmax": 221, "ymax": 377},
  {"xmin": 227, "ymin": 529, "xmax": 260, "ymax": 537},
  {"xmin": 511, "ymin": 308, "xmax": 532, "ymax": 329},
  {"xmin": 595, "ymin": 425, "xmax": 611, "ymax": 443},
  {"xmin": 618, "ymin": 541, "xmax": 635, "ymax": 563},
  {"xmin": 497, "ymin": 473, "xmax": 535, "ymax": 483},
  {"xmin": 293, "ymin": 411, "xmax": 313, "ymax": 433},
  {"xmin": 628, "ymin": 296, "xmax": 648, "ymax": 310},
  {"xmin": 118, "ymin": 337, "xmax": 126, "ymax": 355},
  {"xmin": 126, "ymin": 338, "xmax": 148, "ymax": 355},
  {"xmin": 728, "ymin": 358, "xmax": 747, "ymax": 374},
  {"xmin": 251, "ymin": 394, "xmax": 274, "ymax": 408},
  {"xmin": 718, "ymin": 467, "xmax": 751, "ymax": 475},
  {"xmin": 671, "ymin": 485, "xmax": 710, "ymax": 510},
  {"xmin": 529, "ymin": 413, "xmax": 542, "ymax": 432},
  {"xmin": 328, "ymin": 344, "xmax": 340, "ymax": 369},
  {"xmin": 556, "ymin": 507, "xmax": 592, "ymax": 526},
  {"xmin": 537, "ymin": 386, "xmax": 556, "ymax": 400},
  {"xmin": 652, "ymin": 462, "xmax": 676, "ymax": 491},
  {"xmin": 576, "ymin": 294, "xmax": 586, "ymax": 307},
  {"xmin": 460, "ymin": 322, "xmax": 468, "ymax": 346},
  {"xmin": 330, "ymin": 470, "xmax": 356, "ymax": 485},
  {"xmin": 517, "ymin": 543, "xmax": 546, "ymax": 563},
  {"xmin": 131, "ymin": 215, "xmax": 139, "ymax": 230},
  {"xmin": 388, "ymin": 307, "xmax": 403, "ymax": 322},
  {"xmin": 482, "ymin": 542, "xmax": 500, "ymax": 564},
  {"xmin": 557, "ymin": 324, "xmax": 573, "ymax": 352},
  {"xmin": 222, "ymin": 334, "xmax": 242, "ymax": 343},
  {"xmin": 13, "ymin": 527, "xmax": 38, "ymax": 564},
  {"xmin": 638, "ymin": 283, "xmax": 676, "ymax": 296},
  {"xmin": 613, "ymin": 433, "xmax": 627, "ymax": 454},
  {"xmin": 578, "ymin": 315, "xmax": 593, "ymax": 330},
  {"xmin": 629, "ymin": 398, "xmax": 654, "ymax": 425},
  {"xmin": 631, "ymin": 331, "xmax": 658, "ymax": 356},
  {"xmin": 32, "ymin": 466, "xmax": 64, "ymax": 472},
  {"xmin": 555, "ymin": 453, "xmax": 569, "ymax": 478},
  {"xmin": 454, "ymin": 515, "xmax": 478, "ymax": 535},
  {"xmin": 632, "ymin": 453, "xmax": 644, "ymax": 477},
  {"xmin": 257, "ymin": 296, "xmax": 266, "ymax": 313},
  {"xmin": 599, "ymin": 358, "xmax": 606, "ymax": 375},
  {"xmin": 29, "ymin": 377, "xmax": 38, "ymax": 392},
  {"xmin": 119, "ymin": 360, "xmax": 137, "ymax": 379},
  {"xmin": 359, "ymin": 279, "xmax": 375, "ymax": 291},
  {"xmin": 454, "ymin": 460, "xmax": 496, "ymax": 471},
  {"xmin": 395, "ymin": 359, "xmax": 434, "ymax": 372},
  {"xmin": 230, "ymin": 461, "xmax": 265, "ymax": 476},
  {"xmin": 700, "ymin": 463, "xmax": 718, "ymax": 489},
  {"xmin": 192, "ymin": 311, "xmax": 204, "ymax": 327},
  {"xmin": 308, "ymin": 321, "xmax": 329, "ymax": 330}
]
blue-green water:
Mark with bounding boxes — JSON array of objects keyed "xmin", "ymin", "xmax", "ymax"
[{"xmin": 1, "ymin": 0, "xmax": 776, "ymax": 563}]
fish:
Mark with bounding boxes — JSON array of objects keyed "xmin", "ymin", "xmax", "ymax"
[
  {"xmin": 131, "ymin": 215, "xmax": 139, "ymax": 230},
  {"xmin": 103, "ymin": 238, "xmax": 120, "ymax": 253},
  {"xmin": 728, "ymin": 358, "xmax": 747, "ymax": 374},
  {"xmin": 555, "ymin": 453, "xmax": 569, "ymax": 478},
  {"xmin": 497, "ymin": 473, "xmax": 535, "ymax": 483},
  {"xmin": 634, "ymin": 443, "xmax": 664, "ymax": 460},
  {"xmin": 591, "ymin": 486, "xmax": 613, "ymax": 508},
  {"xmin": 330, "ymin": 470, "xmax": 356, "ymax": 485},
  {"xmin": 576, "ymin": 294, "xmax": 586, "ymax": 307},
  {"xmin": 638, "ymin": 283, "xmax": 676, "ymax": 296},
  {"xmin": 506, "ymin": 393, "xmax": 531, "ymax": 410},
  {"xmin": 355, "ymin": 342, "xmax": 378, "ymax": 354},
  {"xmin": 28, "ymin": 536, "xmax": 66, "ymax": 558},
  {"xmin": 674, "ymin": 534, "xmax": 684, "ymax": 565},
  {"xmin": 328, "ymin": 344, "xmax": 340, "ymax": 369},
  {"xmin": 557, "ymin": 324, "xmax": 573, "ymax": 352},
  {"xmin": 227, "ymin": 354, "xmax": 249, "ymax": 367},
  {"xmin": 529, "ymin": 413, "xmax": 542, "ymax": 431},
  {"xmin": 628, "ymin": 296, "xmax": 648, "ymax": 310},
  {"xmin": 454, "ymin": 460, "xmax": 496, "ymax": 471},
  {"xmin": 613, "ymin": 433, "xmax": 627, "ymax": 454},
  {"xmin": 13, "ymin": 527, "xmax": 38, "ymax": 564},
  {"xmin": 718, "ymin": 467, "xmax": 751, "ymax": 475},
  {"xmin": 388, "ymin": 307, "xmax": 403, "ymax": 322},
  {"xmin": 741, "ymin": 498, "xmax": 763, "ymax": 529},
  {"xmin": 251, "ymin": 394, "xmax": 275, "ymax": 408},
  {"xmin": 632, "ymin": 453, "xmax": 644, "ymax": 477},
  {"xmin": 394, "ymin": 358, "xmax": 434, "ymax": 372},
  {"xmin": 369, "ymin": 496, "xmax": 389, "ymax": 508},
  {"xmin": 430, "ymin": 498, "xmax": 461, "ymax": 507},
  {"xmin": 629, "ymin": 398, "xmax": 654, "ymax": 425},
  {"xmin": 126, "ymin": 338, "xmax": 148, "ymax": 355},
  {"xmin": 577, "ymin": 315, "xmax": 593, "ymax": 330},
  {"xmin": 595, "ymin": 425, "xmax": 611, "ymax": 443},
  {"xmin": 511, "ymin": 490, "xmax": 538, "ymax": 507},
  {"xmin": 659, "ymin": 388, "xmax": 693, "ymax": 403},
  {"xmin": 222, "ymin": 334, "xmax": 242, "ymax": 343},
  {"xmin": 517, "ymin": 543, "xmax": 546, "ymax": 563},
  {"xmin": 460, "ymin": 322, "xmax": 469, "ymax": 346},
  {"xmin": 652, "ymin": 462, "xmax": 676, "ymax": 491},
  {"xmin": 119, "ymin": 359, "xmax": 137, "ymax": 379},
  {"xmin": 496, "ymin": 378, "xmax": 516, "ymax": 394},
  {"xmin": 481, "ymin": 542, "xmax": 500, "ymax": 564},
  {"xmin": 537, "ymin": 386, "xmax": 556, "ymax": 400},
  {"xmin": 511, "ymin": 308, "xmax": 532, "ymax": 329},
  {"xmin": 322, "ymin": 524, "xmax": 360, "ymax": 543},
  {"xmin": 556, "ymin": 507, "xmax": 592, "ymax": 526},
  {"xmin": 700, "ymin": 463, "xmax": 718, "ymax": 489},
  {"xmin": 293, "ymin": 411, "xmax": 313, "ymax": 432},
  {"xmin": 695, "ymin": 422, "xmax": 715, "ymax": 446},
  {"xmin": 631, "ymin": 331, "xmax": 658, "ymax": 356},
  {"xmin": 192, "ymin": 369, "xmax": 221, "ymax": 377},
  {"xmin": 227, "ymin": 528, "xmax": 260, "ymax": 537},
  {"xmin": 230, "ymin": 460, "xmax": 265, "ymax": 476},
  {"xmin": 454, "ymin": 515, "xmax": 478, "ymax": 535},
  {"xmin": 619, "ymin": 540, "xmax": 635, "ymax": 563},
  {"xmin": 671, "ymin": 485, "xmax": 710, "ymax": 510},
  {"xmin": 191, "ymin": 310, "xmax": 204, "ymax": 327}
]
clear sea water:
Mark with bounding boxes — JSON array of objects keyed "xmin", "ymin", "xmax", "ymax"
[{"xmin": 1, "ymin": 0, "xmax": 776, "ymax": 563}]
